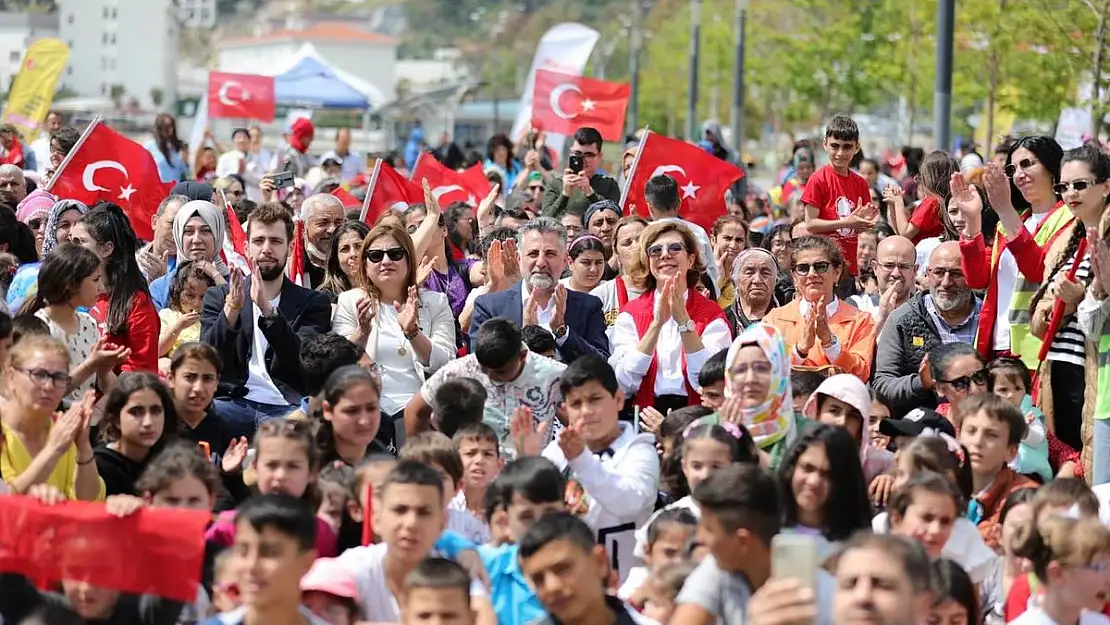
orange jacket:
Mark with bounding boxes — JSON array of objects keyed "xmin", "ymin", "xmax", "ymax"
[{"xmin": 763, "ymin": 299, "xmax": 877, "ymax": 379}]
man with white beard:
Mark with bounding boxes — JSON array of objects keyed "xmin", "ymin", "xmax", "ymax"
[
  {"xmin": 469, "ymin": 216, "xmax": 609, "ymax": 362},
  {"xmin": 873, "ymin": 241, "xmax": 982, "ymax": 417}
]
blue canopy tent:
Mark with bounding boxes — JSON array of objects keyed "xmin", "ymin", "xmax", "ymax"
[{"xmin": 274, "ymin": 56, "xmax": 371, "ymax": 109}]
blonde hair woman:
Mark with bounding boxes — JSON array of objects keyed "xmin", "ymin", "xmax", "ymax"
[{"xmin": 609, "ymin": 221, "xmax": 732, "ymax": 415}]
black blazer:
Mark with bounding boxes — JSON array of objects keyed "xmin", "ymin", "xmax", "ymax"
[
  {"xmin": 200, "ymin": 277, "xmax": 332, "ymax": 403},
  {"xmin": 469, "ymin": 283, "xmax": 610, "ymax": 362}
]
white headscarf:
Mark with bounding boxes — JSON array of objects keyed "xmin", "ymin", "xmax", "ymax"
[{"xmin": 173, "ymin": 200, "xmax": 229, "ymax": 277}]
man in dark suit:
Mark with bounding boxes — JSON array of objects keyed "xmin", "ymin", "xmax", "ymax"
[
  {"xmin": 201, "ymin": 202, "xmax": 332, "ymax": 438},
  {"xmin": 470, "ymin": 216, "xmax": 609, "ymax": 362}
]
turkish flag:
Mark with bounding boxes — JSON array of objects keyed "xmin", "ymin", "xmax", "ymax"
[
  {"xmin": 532, "ymin": 70, "xmax": 630, "ymax": 142},
  {"xmin": 208, "ymin": 71, "xmax": 276, "ymax": 122},
  {"xmin": 49, "ymin": 121, "xmax": 173, "ymax": 241},
  {"xmin": 363, "ymin": 160, "xmax": 422, "ymax": 225},
  {"xmin": 331, "ymin": 186, "xmax": 360, "ymax": 208},
  {"xmin": 622, "ymin": 132, "xmax": 745, "ymax": 233},
  {"xmin": 0, "ymin": 495, "xmax": 209, "ymax": 602},
  {"xmin": 411, "ymin": 154, "xmax": 491, "ymax": 207}
]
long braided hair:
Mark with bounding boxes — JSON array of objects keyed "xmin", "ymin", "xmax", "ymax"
[{"xmin": 1029, "ymin": 145, "xmax": 1110, "ymax": 315}]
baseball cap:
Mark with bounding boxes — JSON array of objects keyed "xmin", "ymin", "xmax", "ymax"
[
  {"xmin": 301, "ymin": 557, "xmax": 360, "ymax": 601},
  {"xmin": 879, "ymin": 407, "xmax": 955, "ymax": 439}
]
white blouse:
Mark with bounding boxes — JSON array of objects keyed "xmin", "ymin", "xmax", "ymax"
[
  {"xmin": 608, "ymin": 290, "xmax": 732, "ymax": 397},
  {"xmin": 332, "ymin": 288, "xmax": 456, "ymax": 415}
]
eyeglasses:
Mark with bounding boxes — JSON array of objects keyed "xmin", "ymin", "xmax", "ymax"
[
  {"xmin": 647, "ymin": 242, "xmax": 686, "ymax": 258},
  {"xmin": 365, "ymin": 247, "xmax": 406, "ymax": 263},
  {"xmin": 1053, "ymin": 179, "xmax": 1102, "ymax": 195},
  {"xmin": 928, "ymin": 267, "xmax": 965, "ymax": 281},
  {"xmin": 1004, "ymin": 158, "xmax": 1039, "ymax": 177},
  {"xmin": 874, "ymin": 261, "xmax": 914, "ymax": 272},
  {"xmin": 793, "ymin": 261, "xmax": 833, "ymax": 276},
  {"xmin": 27, "ymin": 218, "xmax": 43, "ymax": 230},
  {"xmin": 1074, "ymin": 562, "xmax": 1110, "ymax": 574},
  {"xmin": 938, "ymin": 369, "xmax": 989, "ymax": 391},
  {"xmin": 16, "ymin": 367, "xmax": 71, "ymax": 388}
]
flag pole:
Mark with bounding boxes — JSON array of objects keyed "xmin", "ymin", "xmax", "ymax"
[
  {"xmin": 408, "ymin": 151, "xmax": 422, "ymax": 181},
  {"xmin": 44, "ymin": 114, "xmax": 102, "ymax": 192},
  {"xmin": 359, "ymin": 158, "xmax": 383, "ymax": 224},
  {"xmin": 618, "ymin": 129, "xmax": 650, "ymax": 213}
]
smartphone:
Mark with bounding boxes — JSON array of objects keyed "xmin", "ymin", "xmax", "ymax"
[
  {"xmin": 272, "ymin": 170, "xmax": 295, "ymax": 189},
  {"xmin": 568, "ymin": 154, "xmax": 584, "ymax": 174},
  {"xmin": 770, "ymin": 533, "xmax": 820, "ymax": 590}
]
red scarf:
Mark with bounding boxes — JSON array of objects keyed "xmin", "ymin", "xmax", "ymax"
[
  {"xmin": 622, "ymin": 287, "xmax": 728, "ymax": 409},
  {"xmin": 0, "ymin": 140, "xmax": 24, "ymax": 167}
]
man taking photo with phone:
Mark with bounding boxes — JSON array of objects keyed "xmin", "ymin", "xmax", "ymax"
[{"xmin": 541, "ymin": 127, "xmax": 621, "ymax": 220}]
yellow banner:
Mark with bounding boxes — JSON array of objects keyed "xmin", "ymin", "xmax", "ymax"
[{"xmin": 2, "ymin": 38, "xmax": 69, "ymax": 140}]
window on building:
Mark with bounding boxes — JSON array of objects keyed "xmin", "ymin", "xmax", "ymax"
[
  {"xmin": 102, "ymin": 6, "xmax": 108, "ymax": 19},
  {"xmin": 9, "ymin": 51, "xmax": 19, "ymax": 63},
  {"xmin": 101, "ymin": 32, "xmax": 107, "ymax": 44},
  {"xmin": 111, "ymin": 7, "xmax": 117, "ymax": 19},
  {"xmin": 67, "ymin": 13, "xmax": 73, "ymax": 25},
  {"xmin": 100, "ymin": 84, "xmax": 106, "ymax": 95},
  {"xmin": 66, "ymin": 66, "xmax": 72, "ymax": 76},
  {"xmin": 110, "ymin": 33, "xmax": 116, "ymax": 45}
]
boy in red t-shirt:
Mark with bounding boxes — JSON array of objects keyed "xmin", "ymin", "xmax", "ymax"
[{"xmin": 800, "ymin": 114, "xmax": 878, "ymax": 279}]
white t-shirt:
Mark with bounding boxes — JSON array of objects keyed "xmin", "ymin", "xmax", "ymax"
[
  {"xmin": 447, "ymin": 507, "xmax": 490, "ymax": 545},
  {"xmin": 1010, "ymin": 606, "xmax": 1110, "ymax": 625},
  {"xmin": 336, "ymin": 543, "xmax": 486, "ymax": 622},
  {"xmin": 244, "ymin": 295, "xmax": 288, "ymax": 406}
]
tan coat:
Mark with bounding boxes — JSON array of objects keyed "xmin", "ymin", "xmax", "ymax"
[{"xmin": 1030, "ymin": 213, "xmax": 1109, "ymax": 480}]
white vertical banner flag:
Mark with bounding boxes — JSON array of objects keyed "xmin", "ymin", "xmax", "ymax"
[{"xmin": 511, "ymin": 23, "xmax": 600, "ymax": 158}]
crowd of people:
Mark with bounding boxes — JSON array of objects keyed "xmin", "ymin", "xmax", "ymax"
[{"xmin": 0, "ymin": 107, "xmax": 1106, "ymax": 625}]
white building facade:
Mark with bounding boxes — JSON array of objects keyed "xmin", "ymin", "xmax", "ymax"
[
  {"xmin": 0, "ymin": 12, "xmax": 59, "ymax": 93},
  {"xmin": 57, "ymin": 0, "xmax": 179, "ymax": 109}
]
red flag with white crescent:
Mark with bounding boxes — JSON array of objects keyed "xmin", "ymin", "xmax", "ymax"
[
  {"xmin": 532, "ymin": 69, "xmax": 629, "ymax": 142},
  {"xmin": 208, "ymin": 72, "xmax": 276, "ymax": 122},
  {"xmin": 621, "ymin": 131, "xmax": 745, "ymax": 233}
]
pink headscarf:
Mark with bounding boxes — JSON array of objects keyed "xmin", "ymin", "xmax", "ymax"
[{"xmin": 16, "ymin": 188, "xmax": 56, "ymax": 224}]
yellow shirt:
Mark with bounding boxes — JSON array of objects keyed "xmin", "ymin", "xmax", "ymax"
[
  {"xmin": 159, "ymin": 309, "xmax": 201, "ymax": 355},
  {"xmin": 1, "ymin": 423, "xmax": 106, "ymax": 501}
]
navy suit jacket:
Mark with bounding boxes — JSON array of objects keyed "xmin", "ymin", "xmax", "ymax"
[{"xmin": 469, "ymin": 283, "xmax": 610, "ymax": 362}]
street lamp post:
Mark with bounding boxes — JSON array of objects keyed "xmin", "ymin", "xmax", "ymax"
[
  {"xmin": 934, "ymin": 0, "xmax": 955, "ymax": 150},
  {"xmin": 627, "ymin": 1, "xmax": 642, "ymax": 135},
  {"xmin": 686, "ymin": 0, "xmax": 701, "ymax": 141},
  {"xmin": 730, "ymin": 0, "xmax": 746, "ymax": 156}
]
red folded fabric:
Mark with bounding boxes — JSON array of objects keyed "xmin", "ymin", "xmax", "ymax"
[{"xmin": 0, "ymin": 496, "xmax": 209, "ymax": 602}]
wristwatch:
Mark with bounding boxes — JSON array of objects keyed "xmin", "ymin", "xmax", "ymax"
[
  {"xmin": 675, "ymin": 320, "xmax": 696, "ymax": 333},
  {"xmin": 553, "ymin": 325, "xmax": 569, "ymax": 339}
]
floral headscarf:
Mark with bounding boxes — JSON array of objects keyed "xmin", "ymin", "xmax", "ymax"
[
  {"xmin": 41, "ymin": 199, "xmax": 89, "ymax": 256},
  {"xmin": 723, "ymin": 322, "xmax": 795, "ymax": 449}
]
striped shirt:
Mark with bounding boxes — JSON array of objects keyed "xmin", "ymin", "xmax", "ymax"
[{"xmin": 1048, "ymin": 253, "xmax": 1092, "ymax": 366}]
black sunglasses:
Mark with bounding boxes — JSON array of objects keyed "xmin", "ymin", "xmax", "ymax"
[
  {"xmin": 939, "ymin": 369, "xmax": 989, "ymax": 391},
  {"xmin": 793, "ymin": 261, "xmax": 833, "ymax": 276},
  {"xmin": 365, "ymin": 247, "xmax": 406, "ymax": 263}
]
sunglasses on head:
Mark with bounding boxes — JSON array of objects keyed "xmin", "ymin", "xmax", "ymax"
[
  {"xmin": 1004, "ymin": 158, "xmax": 1039, "ymax": 177},
  {"xmin": 793, "ymin": 261, "xmax": 833, "ymax": 276},
  {"xmin": 366, "ymin": 247, "xmax": 406, "ymax": 263},
  {"xmin": 647, "ymin": 242, "xmax": 686, "ymax": 258},
  {"xmin": 1053, "ymin": 179, "xmax": 1102, "ymax": 195},
  {"xmin": 939, "ymin": 368, "xmax": 989, "ymax": 391}
]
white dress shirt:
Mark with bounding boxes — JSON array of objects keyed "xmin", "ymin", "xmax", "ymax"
[
  {"xmin": 522, "ymin": 281, "xmax": 571, "ymax": 349},
  {"xmin": 609, "ymin": 290, "xmax": 733, "ymax": 397},
  {"xmin": 332, "ymin": 288, "xmax": 456, "ymax": 415},
  {"xmin": 796, "ymin": 296, "xmax": 843, "ymax": 360},
  {"xmin": 542, "ymin": 422, "xmax": 660, "ymax": 582}
]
